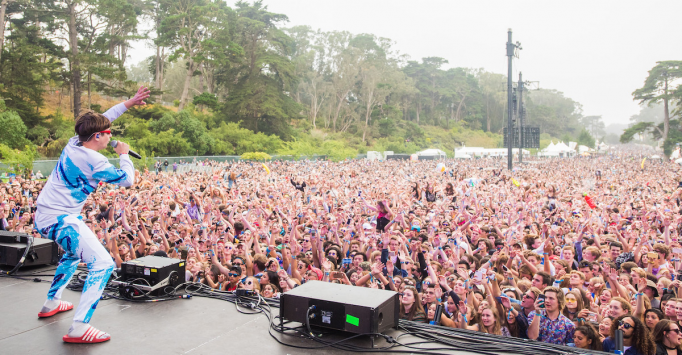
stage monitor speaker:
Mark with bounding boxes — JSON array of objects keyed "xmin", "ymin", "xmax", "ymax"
[
  {"xmin": 280, "ymin": 281, "xmax": 399, "ymax": 335},
  {"xmin": 0, "ymin": 231, "xmax": 63, "ymax": 267},
  {"xmin": 119, "ymin": 256, "xmax": 185, "ymax": 296}
]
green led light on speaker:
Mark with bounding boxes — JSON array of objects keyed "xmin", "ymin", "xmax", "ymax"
[{"xmin": 346, "ymin": 314, "xmax": 359, "ymax": 326}]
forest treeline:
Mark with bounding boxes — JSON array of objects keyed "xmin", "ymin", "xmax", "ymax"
[{"xmin": 0, "ymin": 0, "xmax": 601, "ymax": 162}]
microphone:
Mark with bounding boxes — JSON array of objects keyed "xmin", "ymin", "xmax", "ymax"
[{"xmin": 110, "ymin": 140, "xmax": 141, "ymax": 159}]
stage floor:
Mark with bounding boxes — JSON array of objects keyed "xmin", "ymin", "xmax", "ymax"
[
  {"xmin": 0, "ymin": 265, "xmax": 442, "ymax": 355},
  {"xmin": 0, "ymin": 265, "xmax": 592, "ymax": 355}
]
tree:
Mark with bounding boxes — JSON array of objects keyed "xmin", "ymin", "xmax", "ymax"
[
  {"xmin": 620, "ymin": 121, "xmax": 656, "ymax": 144},
  {"xmin": 581, "ymin": 115, "xmax": 606, "ymax": 137},
  {"xmin": 630, "ymin": 102, "xmax": 665, "ymax": 124},
  {"xmin": 577, "ymin": 128, "xmax": 595, "ymax": 148},
  {"xmin": 632, "ymin": 61, "xmax": 682, "ymax": 143},
  {"xmin": 403, "ymin": 57, "xmax": 448, "ymax": 125},
  {"xmin": 159, "ymin": 0, "xmax": 230, "ymax": 109},
  {"xmin": 219, "ymin": 1, "xmax": 301, "ymax": 138},
  {"xmin": 477, "ymin": 70, "xmax": 506, "ymax": 132},
  {"xmin": 0, "ymin": 109, "xmax": 28, "ymax": 148},
  {"xmin": 525, "ymin": 89, "xmax": 583, "ymax": 136}
]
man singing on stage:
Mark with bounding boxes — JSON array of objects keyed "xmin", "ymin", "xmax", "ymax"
[{"xmin": 35, "ymin": 87, "xmax": 150, "ymax": 343}]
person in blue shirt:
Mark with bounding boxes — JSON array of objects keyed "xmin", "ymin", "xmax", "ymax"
[
  {"xmin": 603, "ymin": 315, "xmax": 655, "ymax": 355},
  {"xmin": 35, "ymin": 87, "xmax": 149, "ymax": 344}
]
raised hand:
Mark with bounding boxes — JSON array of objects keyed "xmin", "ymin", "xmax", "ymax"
[
  {"xmin": 126, "ymin": 86, "xmax": 151, "ymax": 107},
  {"xmin": 458, "ymin": 300, "xmax": 467, "ymax": 315}
]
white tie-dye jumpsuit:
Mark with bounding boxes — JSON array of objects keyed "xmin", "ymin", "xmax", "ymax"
[{"xmin": 35, "ymin": 103, "xmax": 135, "ymax": 323}]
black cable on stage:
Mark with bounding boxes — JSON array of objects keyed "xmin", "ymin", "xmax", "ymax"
[
  {"xmin": 54, "ymin": 272, "xmax": 599, "ymax": 355},
  {"xmin": 3, "ymin": 236, "xmax": 35, "ymax": 276}
]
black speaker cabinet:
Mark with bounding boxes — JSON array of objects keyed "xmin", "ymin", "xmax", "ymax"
[
  {"xmin": 280, "ymin": 281, "xmax": 399, "ymax": 335},
  {"xmin": 0, "ymin": 231, "xmax": 62, "ymax": 267}
]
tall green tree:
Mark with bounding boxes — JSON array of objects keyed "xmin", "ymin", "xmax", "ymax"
[
  {"xmin": 159, "ymin": 0, "xmax": 231, "ymax": 109},
  {"xmin": 632, "ymin": 61, "xmax": 682, "ymax": 143},
  {"xmin": 0, "ymin": 2, "xmax": 64, "ymax": 126},
  {"xmin": 219, "ymin": 1, "xmax": 300, "ymax": 138}
]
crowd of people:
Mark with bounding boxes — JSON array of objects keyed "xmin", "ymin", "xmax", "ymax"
[{"xmin": 6, "ymin": 152, "xmax": 682, "ymax": 354}]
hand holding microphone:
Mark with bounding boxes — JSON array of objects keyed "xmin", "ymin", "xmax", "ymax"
[{"xmin": 110, "ymin": 140, "xmax": 141, "ymax": 159}]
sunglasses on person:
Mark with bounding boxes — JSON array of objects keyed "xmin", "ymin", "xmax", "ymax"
[
  {"xmin": 523, "ymin": 293, "xmax": 536, "ymax": 301},
  {"xmin": 233, "ymin": 262, "xmax": 243, "ymax": 266},
  {"xmin": 667, "ymin": 328, "xmax": 681, "ymax": 334},
  {"xmin": 619, "ymin": 321, "xmax": 634, "ymax": 330},
  {"xmin": 228, "ymin": 273, "xmax": 239, "ymax": 277}
]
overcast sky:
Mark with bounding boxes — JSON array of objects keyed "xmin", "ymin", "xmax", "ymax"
[{"xmin": 129, "ymin": 0, "xmax": 682, "ymax": 127}]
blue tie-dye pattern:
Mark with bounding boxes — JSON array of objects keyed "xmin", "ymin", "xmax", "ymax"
[
  {"xmin": 82, "ymin": 264, "xmax": 113, "ymax": 323},
  {"xmin": 45, "ymin": 215, "xmax": 81, "ymax": 300},
  {"xmin": 48, "ymin": 255, "xmax": 79, "ymax": 299},
  {"xmin": 55, "ymin": 153, "xmax": 95, "ymax": 202},
  {"xmin": 92, "ymin": 165, "xmax": 128, "ymax": 184}
]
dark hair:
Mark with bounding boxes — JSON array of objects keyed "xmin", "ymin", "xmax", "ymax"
[
  {"xmin": 574, "ymin": 324, "xmax": 603, "ymax": 351},
  {"xmin": 610, "ymin": 315, "xmax": 654, "ymax": 355},
  {"xmin": 535, "ymin": 271, "xmax": 551, "ymax": 287},
  {"xmin": 644, "ymin": 308, "xmax": 664, "ymax": 324},
  {"xmin": 234, "ymin": 221, "xmax": 244, "ymax": 233},
  {"xmin": 457, "ymin": 260, "xmax": 471, "ymax": 270},
  {"xmin": 229, "ymin": 265, "xmax": 242, "ymax": 275},
  {"xmin": 653, "ymin": 319, "xmax": 678, "ymax": 343},
  {"xmin": 265, "ymin": 270, "xmax": 280, "ymax": 291},
  {"xmin": 578, "ymin": 260, "xmax": 593, "ymax": 269},
  {"xmin": 399, "ymin": 286, "xmax": 425, "ymax": 321},
  {"xmin": 75, "ymin": 110, "xmax": 111, "ymax": 142}
]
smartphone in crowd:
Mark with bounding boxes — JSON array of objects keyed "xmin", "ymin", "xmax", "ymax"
[
  {"xmin": 537, "ymin": 294, "xmax": 546, "ymax": 308},
  {"xmin": 586, "ymin": 311, "xmax": 598, "ymax": 323}
]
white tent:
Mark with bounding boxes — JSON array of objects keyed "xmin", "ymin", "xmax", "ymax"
[
  {"xmin": 578, "ymin": 145, "xmax": 592, "ymax": 153},
  {"xmin": 541, "ymin": 141, "xmax": 576, "ymax": 157},
  {"xmin": 555, "ymin": 141, "xmax": 573, "ymax": 152}
]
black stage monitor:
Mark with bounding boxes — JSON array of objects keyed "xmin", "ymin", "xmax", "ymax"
[
  {"xmin": 280, "ymin": 281, "xmax": 399, "ymax": 335},
  {"xmin": 0, "ymin": 231, "xmax": 62, "ymax": 267}
]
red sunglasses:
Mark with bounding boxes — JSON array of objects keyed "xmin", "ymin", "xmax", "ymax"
[{"xmin": 98, "ymin": 130, "xmax": 111, "ymax": 135}]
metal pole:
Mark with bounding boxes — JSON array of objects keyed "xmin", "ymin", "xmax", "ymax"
[
  {"xmin": 506, "ymin": 29, "xmax": 514, "ymax": 170},
  {"xmin": 518, "ymin": 72, "xmax": 524, "ymax": 163}
]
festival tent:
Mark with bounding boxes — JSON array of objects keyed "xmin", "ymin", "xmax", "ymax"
[
  {"xmin": 578, "ymin": 145, "xmax": 592, "ymax": 153},
  {"xmin": 540, "ymin": 141, "xmax": 576, "ymax": 157}
]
